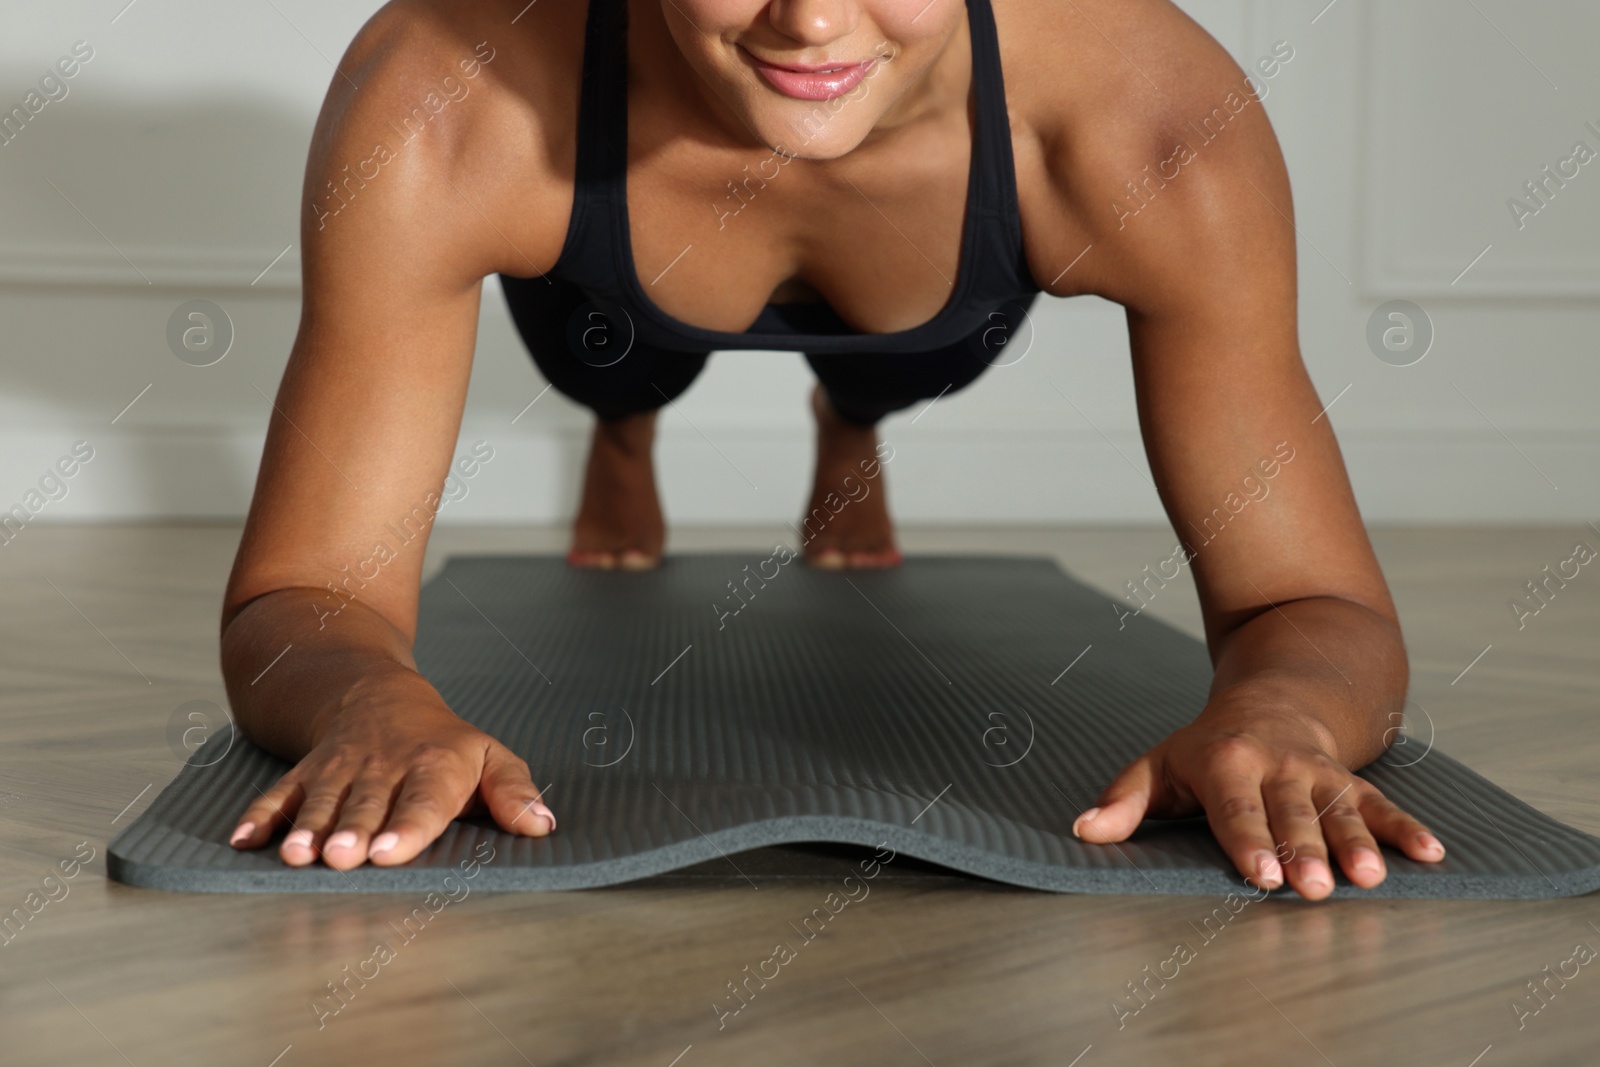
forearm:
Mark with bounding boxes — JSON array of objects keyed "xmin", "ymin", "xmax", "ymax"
[
  {"xmin": 1203, "ymin": 595, "xmax": 1408, "ymax": 769},
  {"xmin": 220, "ymin": 590, "xmax": 429, "ymax": 762}
]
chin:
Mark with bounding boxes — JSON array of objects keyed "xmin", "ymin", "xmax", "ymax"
[{"xmin": 764, "ymin": 107, "xmax": 883, "ymax": 160}]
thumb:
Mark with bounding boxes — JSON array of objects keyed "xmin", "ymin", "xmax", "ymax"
[
  {"xmin": 1073, "ymin": 753, "xmax": 1159, "ymax": 844},
  {"xmin": 480, "ymin": 745, "xmax": 556, "ymax": 836}
]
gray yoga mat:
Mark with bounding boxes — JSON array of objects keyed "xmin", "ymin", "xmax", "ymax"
[{"xmin": 108, "ymin": 553, "xmax": 1600, "ymax": 898}]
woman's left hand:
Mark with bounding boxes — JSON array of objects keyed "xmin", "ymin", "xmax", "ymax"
[{"xmin": 1071, "ymin": 697, "xmax": 1447, "ymax": 899}]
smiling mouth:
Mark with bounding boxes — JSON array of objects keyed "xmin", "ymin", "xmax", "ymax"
[
  {"xmin": 742, "ymin": 50, "xmax": 861, "ymax": 74},
  {"xmin": 737, "ymin": 46, "xmax": 880, "ymax": 101}
]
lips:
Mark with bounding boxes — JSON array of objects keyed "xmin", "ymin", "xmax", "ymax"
[{"xmin": 740, "ymin": 46, "xmax": 878, "ymax": 101}]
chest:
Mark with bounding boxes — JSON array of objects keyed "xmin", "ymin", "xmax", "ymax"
[{"xmin": 616, "ymin": 86, "xmax": 1070, "ymax": 336}]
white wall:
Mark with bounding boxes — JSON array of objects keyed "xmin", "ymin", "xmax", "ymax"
[{"xmin": 2, "ymin": 0, "xmax": 1596, "ymax": 525}]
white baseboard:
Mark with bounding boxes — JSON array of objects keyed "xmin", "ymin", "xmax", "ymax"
[{"xmin": 2, "ymin": 423, "xmax": 1596, "ymax": 526}]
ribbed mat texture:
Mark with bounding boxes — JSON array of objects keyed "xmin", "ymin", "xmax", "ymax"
[{"xmin": 108, "ymin": 554, "xmax": 1600, "ymax": 897}]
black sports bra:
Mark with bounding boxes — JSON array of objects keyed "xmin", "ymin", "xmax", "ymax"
[{"xmin": 525, "ymin": 0, "xmax": 1041, "ymax": 354}]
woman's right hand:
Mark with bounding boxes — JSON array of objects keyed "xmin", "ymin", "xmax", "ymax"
[
  {"xmin": 216, "ymin": 10, "xmax": 569, "ymax": 872},
  {"xmin": 226, "ymin": 668, "xmax": 555, "ymax": 871}
]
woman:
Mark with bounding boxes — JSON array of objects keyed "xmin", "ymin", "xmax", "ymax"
[{"xmin": 221, "ymin": 0, "xmax": 1446, "ymax": 899}]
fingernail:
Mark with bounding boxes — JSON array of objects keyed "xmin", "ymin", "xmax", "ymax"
[
  {"xmin": 1416, "ymin": 832, "xmax": 1444, "ymax": 855},
  {"xmin": 1301, "ymin": 859, "xmax": 1332, "ymax": 892},
  {"xmin": 1351, "ymin": 847, "xmax": 1383, "ymax": 875},
  {"xmin": 229, "ymin": 822, "xmax": 254, "ymax": 846},
  {"xmin": 284, "ymin": 829, "xmax": 314, "ymax": 851},
  {"xmin": 533, "ymin": 801, "xmax": 556, "ymax": 832},
  {"xmin": 369, "ymin": 832, "xmax": 399, "ymax": 856},
  {"xmin": 325, "ymin": 831, "xmax": 358, "ymax": 852},
  {"xmin": 1072, "ymin": 807, "xmax": 1102, "ymax": 838},
  {"xmin": 1254, "ymin": 850, "xmax": 1283, "ymax": 886}
]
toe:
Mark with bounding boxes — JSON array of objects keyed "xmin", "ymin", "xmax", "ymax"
[
  {"xmin": 618, "ymin": 549, "xmax": 659, "ymax": 570},
  {"xmin": 567, "ymin": 549, "xmax": 617, "ymax": 569}
]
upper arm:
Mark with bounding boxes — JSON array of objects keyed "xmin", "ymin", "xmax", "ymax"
[
  {"xmin": 1038, "ymin": 17, "xmax": 1397, "ymax": 654},
  {"xmin": 221, "ymin": 4, "xmax": 562, "ymax": 644}
]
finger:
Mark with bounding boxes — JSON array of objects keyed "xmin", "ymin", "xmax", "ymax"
[
  {"xmin": 1313, "ymin": 781, "xmax": 1387, "ymax": 889},
  {"xmin": 367, "ymin": 762, "xmax": 475, "ymax": 867},
  {"xmin": 231, "ymin": 776, "xmax": 306, "ymax": 851},
  {"xmin": 480, "ymin": 745, "xmax": 555, "ymax": 836},
  {"xmin": 1356, "ymin": 789, "xmax": 1446, "ymax": 863},
  {"xmin": 279, "ymin": 779, "xmax": 354, "ymax": 867},
  {"xmin": 1262, "ymin": 777, "xmax": 1335, "ymax": 900},
  {"xmin": 321, "ymin": 772, "xmax": 403, "ymax": 871},
  {"xmin": 1196, "ymin": 766, "xmax": 1285, "ymax": 890},
  {"xmin": 1074, "ymin": 754, "xmax": 1157, "ymax": 844}
]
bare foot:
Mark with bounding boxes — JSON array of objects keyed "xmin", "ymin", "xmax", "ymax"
[
  {"xmin": 568, "ymin": 409, "xmax": 664, "ymax": 569},
  {"xmin": 801, "ymin": 383, "xmax": 902, "ymax": 569}
]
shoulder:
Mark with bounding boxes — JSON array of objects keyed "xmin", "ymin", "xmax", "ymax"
[
  {"xmin": 997, "ymin": 0, "xmax": 1299, "ymax": 316},
  {"xmin": 300, "ymin": 0, "xmax": 586, "ymax": 282}
]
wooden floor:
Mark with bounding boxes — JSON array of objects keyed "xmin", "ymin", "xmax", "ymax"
[{"xmin": 2, "ymin": 523, "xmax": 1596, "ymax": 1066}]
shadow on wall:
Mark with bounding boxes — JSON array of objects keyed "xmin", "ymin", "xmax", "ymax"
[{"xmin": 0, "ymin": 96, "xmax": 583, "ymax": 522}]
